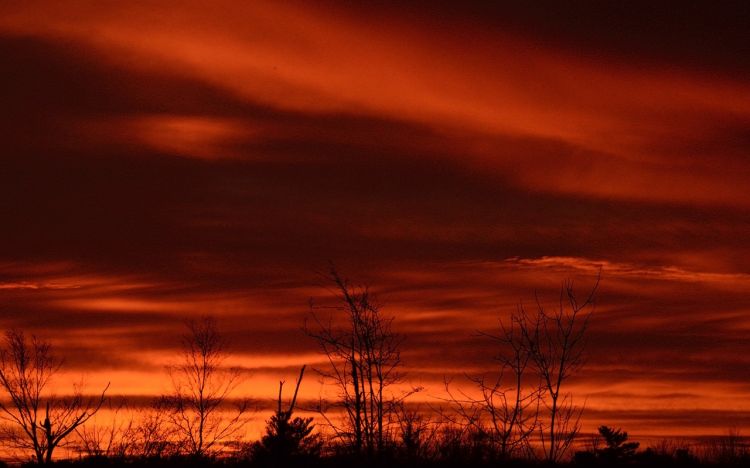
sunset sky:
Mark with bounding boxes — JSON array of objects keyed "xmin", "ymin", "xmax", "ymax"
[{"xmin": 1, "ymin": 1, "xmax": 750, "ymax": 437}]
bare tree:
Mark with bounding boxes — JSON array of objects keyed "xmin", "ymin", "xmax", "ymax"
[
  {"xmin": 306, "ymin": 268, "xmax": 416, "ymax": 455},
  {"xmin": 0, "ymin": 329, "xmax": 109, "ymax": 464},
  {"xmin": 164, "ymin": 317, "xmax": 249, "ymax": 458},
  {"xmin": 76, "ymin": 399, "xmax": 188, "ymax": 460},
  {"xmin": 74, "ymin": 399, "xmax": 135, "ymax": 459},
  {"xmin": 702, "ymin": 427, "xmax": 748, "ymax": 464},
  {"xmin": 446, "ymin": 313, "xmax": 540, "ymax": 460},
  {"xmin": 518, "ymin": 275, "xmax": 599, "ymax": 462},
  {"xmin": 394, "ymin": 403, "xmax": 439, "ymax": 462},
  {"xmin": 131, "ymin": 401, "xmax": 183, "ymax": 458}
]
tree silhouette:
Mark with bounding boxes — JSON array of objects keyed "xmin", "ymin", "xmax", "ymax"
[
  {"xmin": 306, "ymin": 267, "xmax": 416, "ymax": 455},
  {"xmin": 163, "ymin": 317, "xmax": 249, "ymax": 458},
  {"xmin": 250, "ymin": 365, "xmax": 321, "ymax": 466},
  {"xmin": 74, "ymin": 399, "xmax": 134, "ymax": 459},
  {"xmin": 395, "ymin": 405, "xmax": 438, "ymax": 462},
  {"xmin": 446, "ymin": 312, "xmax": 540, "ymax": 460},
  {"xmin": 131, "ymin": 401, "xmax": 183, "ymax": 458},
  {"xmin": 596, "ymin": 425, "xmax": 639, "ymax": 462},
  {"xmin": 517, "ymin": 274, "xmax": 599, "ymax": 462},
  {"xmin": 0, "ymin": 329, "xmax": 109, "ymax": 464}
]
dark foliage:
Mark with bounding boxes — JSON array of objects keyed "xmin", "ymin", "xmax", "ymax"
[
  {"xmin": 574, "ymin": 425, "xmax": 639, "ymax": 466},
  {"xmin": 249, "ymin": 412, "xmax": 322, "ymax": 466},
  {"xmin": 245, "ymin": 365, "xmax": 322, "ymax": 467},
  {"xmin": 597, "ymin": 425, "xmax": 640, "ymax": 462}
]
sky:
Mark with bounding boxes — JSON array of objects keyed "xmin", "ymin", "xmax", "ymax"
[{"xmin": 1, "ymin": 0, "xmax": 750, "ymax": 437}]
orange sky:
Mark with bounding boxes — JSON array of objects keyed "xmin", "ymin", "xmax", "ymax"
[{"xmin": 1, "ymin": 0, "xmax": 750, "ymax": 438}]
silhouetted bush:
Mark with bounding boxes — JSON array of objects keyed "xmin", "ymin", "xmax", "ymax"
[
  {"xmin": 701, "ymin": 429, "xmax": 750, "ymax": 465},
  {"xmin": 248, "ymin": 412, "xmax": 322, "ymax": 466},
  {"xmin": 598, "ymin": 426, "xmax": 640, "ymax": 462}
]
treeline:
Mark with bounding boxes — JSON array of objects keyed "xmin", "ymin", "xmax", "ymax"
[{"xmin": 0, "ymin": 269, "xmax": 748, "ymax": 467}]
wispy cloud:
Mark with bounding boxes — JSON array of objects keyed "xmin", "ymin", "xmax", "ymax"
[{"xmin": 507, "ymin": 256, "xmax": 750, "ymax": 284}]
